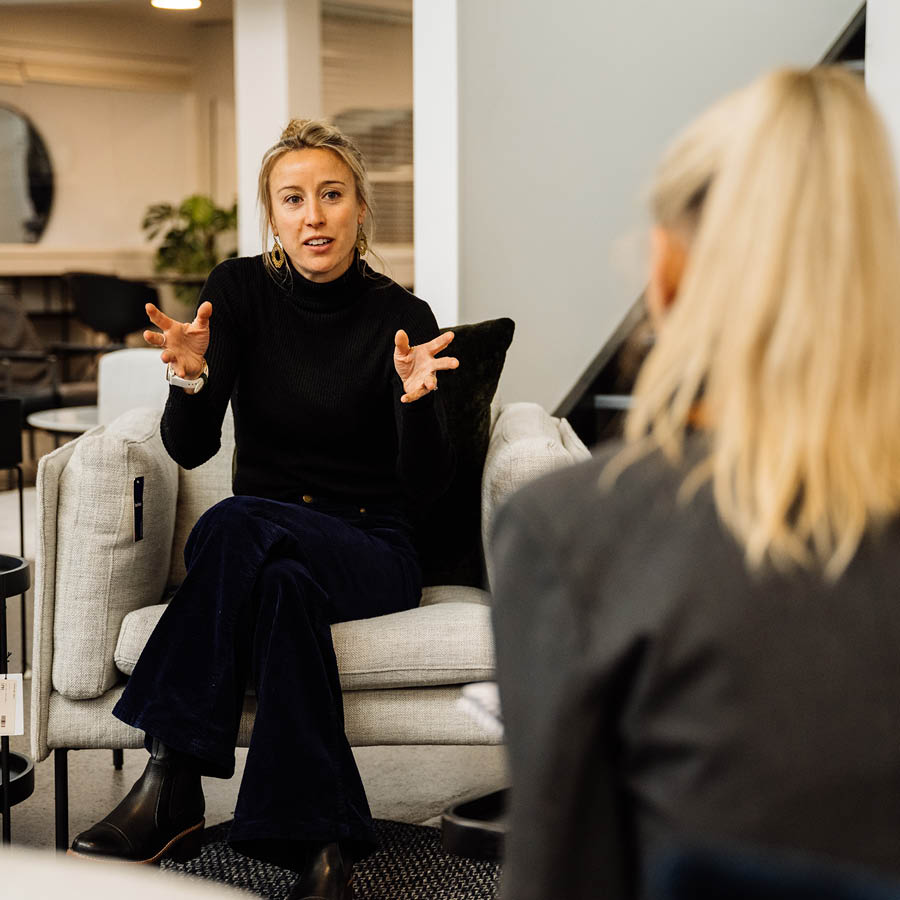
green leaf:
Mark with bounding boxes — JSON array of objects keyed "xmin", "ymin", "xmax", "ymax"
[{"xmin": 143, "ymin": 194, "xmax": 239, "ymax": 279}]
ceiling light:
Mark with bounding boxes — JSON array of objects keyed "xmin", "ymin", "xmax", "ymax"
[{"xmin": 151, "ymin": 0, "xmax": 202, "ymax": 9}]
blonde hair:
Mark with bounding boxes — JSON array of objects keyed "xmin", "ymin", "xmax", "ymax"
[
  {"xmin": 622, "ymin": 66, "xmax": 900, "ymax": 578},
  {"xmin": 258, "ymin": 118, "xmax": 375, "ymax": 280}
]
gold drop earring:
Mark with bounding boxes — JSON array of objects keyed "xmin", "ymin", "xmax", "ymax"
[
  {"xmin": 356, "ymin": 224, "xmax": 368, "ymax": 257},
  {"xmin": 270, "ymin": 234, "xmax": 285, "ymax": 269}
]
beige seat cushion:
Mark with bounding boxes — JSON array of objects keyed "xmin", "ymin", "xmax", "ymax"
[{"xmin": 114, "ymin": 584, "xmax": 494, "ymax": 691}]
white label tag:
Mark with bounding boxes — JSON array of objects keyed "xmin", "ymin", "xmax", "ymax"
[{"xmin": 0, "ymin": 674, "xmax": 24, "ymax": 736}]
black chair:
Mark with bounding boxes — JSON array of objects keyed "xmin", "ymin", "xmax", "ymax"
[
  {"xmin": 63, "ymin": 272, "xmax": 157, "ymax": 346},
  {"xmin": 0, "ymin": 294, "xmax": 97, "ymax": 430}
]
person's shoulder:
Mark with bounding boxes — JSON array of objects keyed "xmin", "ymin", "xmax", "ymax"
[
  {"xmin": 202, "ymin": 256, "xmax": 271, "ymax": 326},
  {"xmin": 359, "ymin": 262, "xmax": 428, "ymax": 308},
  {"xmin": 359, "ymin": 262, "xmax": 438, "ymax": 337}
]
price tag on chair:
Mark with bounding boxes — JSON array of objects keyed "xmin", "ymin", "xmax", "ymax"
[{"xmin": 0, "ymin": 674, "xmax": 24, "ymax": 736}]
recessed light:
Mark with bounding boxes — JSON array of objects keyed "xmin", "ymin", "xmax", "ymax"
[{"xmin": 151, "ymin": 0, "xmax": 202, "ymax": 9}]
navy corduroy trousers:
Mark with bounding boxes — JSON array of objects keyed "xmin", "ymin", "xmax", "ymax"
[{"xmin": 112, "ymin": 493, "xmax": 422, "ymax": 871}]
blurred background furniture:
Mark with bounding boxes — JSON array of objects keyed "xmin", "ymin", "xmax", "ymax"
[
  {"xmin": 0, "ymin": 397, "xmax": 28, "ymax": 671},
  {"xmin": 25, "ymin": 348, "xmax": 169, "ymax": 447},
  {"xmin": 26, "ymin": 406, "xmax": 98, "ymax": 445},
  {"xmin": 0, "ymin": 553, "xmax": 33, "ymax": 844},
  {"xmin": 31, "ymin": 396, "xmax": 589, "ymax": 849},
  {"xmin": 0, "ymin": 276, "xmax": 156, "ymax": 464},
  {"xmin": 96, "ymin": 348, "xmax": 170, "ymax": 426},
  {"xmin": 63, "ymin": 273, "xmax": 157, "ymax": 348},
  {"xmin": 0, "ymin": 293, "xmax": 98, "ymax": 427},
  {"xmin": 60, "ymin": 273, "xmax": 157, "ymax": 377}
]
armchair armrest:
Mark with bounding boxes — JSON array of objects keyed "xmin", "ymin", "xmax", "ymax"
[
  {"xmin": 481, "ymin": 402, "xmax": 590, "ymax": 587},
  {"xmin": 32, "ymin": 408, "xmax": 178, "ymax": 735}
]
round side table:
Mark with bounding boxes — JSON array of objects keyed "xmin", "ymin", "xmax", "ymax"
[
  {"xmin": 0, "ymin": 554, "xmax": 34, "ymax": 843},
  {"xmin": 26, "ymin": 405, "xmax": 98, "ymax": 450}
]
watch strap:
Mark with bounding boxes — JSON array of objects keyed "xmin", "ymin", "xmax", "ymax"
[{"xmin": 166, "ymin": 360, "xmax": 209, "ymax": 393}]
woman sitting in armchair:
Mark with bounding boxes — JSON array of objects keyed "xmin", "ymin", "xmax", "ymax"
[{"xmin": 69, "ymin": 119, "xmax": 457, "ymax": 900}]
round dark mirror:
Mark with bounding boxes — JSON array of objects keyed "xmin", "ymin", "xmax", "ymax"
[{"xmin": 0, "ymin": 106, "xmax": 54, "ymax": 243}]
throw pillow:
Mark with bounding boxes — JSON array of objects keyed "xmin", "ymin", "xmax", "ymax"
[
  {"xmin": 52, "ymin": 409, "xmax": 178, "ymax": 700},
  {"xmin": 415, "ymin": 317, "xmax": 515, "ymax": 587}
]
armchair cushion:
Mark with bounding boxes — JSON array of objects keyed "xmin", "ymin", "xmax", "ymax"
[
  {"xmin": 167, "ymin": 407, "xmax": 235, "ymax": 585},
  {"xmin": 115, "ymin": 584, "xmax": 495, "ymax": 690},
  {"xmin": 481, "ymin": 402, "xmax": 591, "ymax": 586},
  {"xmin": 415, "ymin": 317, "xmax": 516, "ymax": 588},
  {"xmin": 52, "ymin": 409, "xmax": 178, "ymax": 700}
]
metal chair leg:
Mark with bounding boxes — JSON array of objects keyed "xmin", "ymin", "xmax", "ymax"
[
  {"xmin": 112, "ymin": 748, "xmax": 123, "ymax": 770},
  {"xmin": 1, "ymin": 735, "xmax": 11, "ymax": 845},
  {"xmin": 16, "ymin": 464, "xmax": 27, "ymax": 673},
  {"xmin": 55, "ymin": 748, "xmax": 69, "ymax": 851}
]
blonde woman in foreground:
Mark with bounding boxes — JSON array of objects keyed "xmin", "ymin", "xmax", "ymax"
[{"xmin": 491, "ymin": 66, "xmax": 900, "ymax": 900}]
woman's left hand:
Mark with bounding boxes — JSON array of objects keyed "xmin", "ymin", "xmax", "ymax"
[{"xmin": 394, "ymin": 329, "xmax": 459, "ymax": 403}]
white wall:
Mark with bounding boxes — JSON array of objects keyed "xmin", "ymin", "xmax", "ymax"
[
  {"xmin": 0, "ymin": 6, "xmax": 235, "ymax": 248},
  {"xmin": 0, "ymin": 80, "xmax": 196, "ymax": 248},
  {"xmin": 413, "ymin": 0, "xmax": 458, "ymax": 326},
  {"xmin": 450, "ymin": 0, "xmax": 861, "ymax": 411},
  {"xmin": 865, "ymin": 0, "xmax": 900, "ymax": 184}
]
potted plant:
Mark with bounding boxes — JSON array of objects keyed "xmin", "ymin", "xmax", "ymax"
[{"xmin": 142, "ymin": 194, "xmax": 238, "ymax": 311}]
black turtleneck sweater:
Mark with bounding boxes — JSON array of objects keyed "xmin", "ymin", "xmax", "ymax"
[{"xmin": 160, "ymin": 255, "xmax": 454, "ymax": 511}]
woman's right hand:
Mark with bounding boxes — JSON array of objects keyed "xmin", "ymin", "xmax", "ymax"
[{"xmin": 143, "ymin": 301, "xmax": 212, "ymax": 379}]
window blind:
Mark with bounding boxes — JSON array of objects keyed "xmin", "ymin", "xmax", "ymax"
[{"xmin": 322, "ymin": 6, "xmax": 413, "ymax": 246}]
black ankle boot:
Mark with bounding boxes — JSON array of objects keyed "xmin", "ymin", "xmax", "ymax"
[
  {"xmin": 287, "ymin": 843, "xmax": 354, "ymax": 900},
  {"xmin": 69, "ymin": 738, "xmax": 205, "ymax": 864}
]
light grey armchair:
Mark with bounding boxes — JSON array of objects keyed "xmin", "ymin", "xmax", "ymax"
[{"xmin": 31, "ymin": 400, "xmax": 590, "ymax": 849}]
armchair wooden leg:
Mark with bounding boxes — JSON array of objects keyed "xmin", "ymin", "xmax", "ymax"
[
  {"xmin": 112, "ymin": 749, "xmax": 123, "ymax": 770},
  {"xmin": 54, "ymin": 748, "xmax": 69, "ymax": 851}
]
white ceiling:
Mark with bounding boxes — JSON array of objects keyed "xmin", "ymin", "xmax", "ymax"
[{"xmin": 0, "ymin": 0, "xmax": 412, "ymax": 23}]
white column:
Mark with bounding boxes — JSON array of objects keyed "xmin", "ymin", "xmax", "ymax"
[
  {"xmin": 233, "ymin": 0, "xmax": 322, "ymax": 257},
  {"xmin": 413, "ymin": 0, "xmax": 459, "ymax": 326},
  {"xmin": 866, "ymin": 1, "xmax": 900, "ymax": 182}
]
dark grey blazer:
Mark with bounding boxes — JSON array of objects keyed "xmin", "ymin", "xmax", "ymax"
[{"xmin": 491, "ymin": 437, "xmax": 900, "ymax": 900}]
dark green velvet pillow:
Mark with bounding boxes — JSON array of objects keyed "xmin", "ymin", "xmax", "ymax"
[{"xmin": 414, "ymin": 317, "xmax": 516, "ymax": 588}]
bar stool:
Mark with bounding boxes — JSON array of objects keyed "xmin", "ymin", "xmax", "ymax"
[{"xmin": 0, "ymin": 553, "xmax": 33, "ymax": 843}]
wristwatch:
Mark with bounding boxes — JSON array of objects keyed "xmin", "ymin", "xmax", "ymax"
[{"xmin": 166, "ymin": 360, "xmax": 209, "ymax": 393}]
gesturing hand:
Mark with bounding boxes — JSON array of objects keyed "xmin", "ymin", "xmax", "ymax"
[
  {"xmin": 394, "ymin": 329, "xmax": 459, "ymax": 403},
  {"xmin": 143, "ymin": 301, "xmax": 212, "ymax": 379}
]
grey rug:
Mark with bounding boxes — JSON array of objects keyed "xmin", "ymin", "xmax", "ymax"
[{"xmin": 162, "ymin": 819, "xmax": 501, "ymax": 900}]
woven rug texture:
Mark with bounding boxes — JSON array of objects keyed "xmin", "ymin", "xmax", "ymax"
[{"xmin": 162, "ymin": 819, "xmax": 501, "ymax": 900}]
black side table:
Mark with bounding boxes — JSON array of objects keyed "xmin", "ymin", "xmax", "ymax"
[
  {"xmin": 441, "ymin": 787, "xmax": 508, "ymax": 862},
  {"xmin": 0, "ymin": 554, "xmax": 34, "ymax": 843}
]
